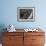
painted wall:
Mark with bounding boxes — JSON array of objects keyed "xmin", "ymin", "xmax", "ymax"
[
  {"xmin": 0, "ymin": 0, "xmax": 46, "ymax": 43},
  {"xmin": 0, "ymin": 0, "xmax": 46, "ymax": 29}
]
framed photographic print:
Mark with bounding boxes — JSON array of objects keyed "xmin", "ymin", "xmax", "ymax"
[{"xmin": 17, "ymin": 7, "xmax": 35, "ymax": 22}]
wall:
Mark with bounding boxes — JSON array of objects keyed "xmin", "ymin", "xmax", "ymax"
[
  {"xmin": 0, "ymin": 0, "xmax": 46, "ymax": 43},
  {"xmin": 0, "ymin": 0, "xmax": 46, "ymax": 29}
]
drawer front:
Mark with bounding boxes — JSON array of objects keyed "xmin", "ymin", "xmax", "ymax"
[
  {"xmin": 24, "ymin": 36, "xmax": 44, "ymax": 46},
  {"xmin": 24, "ymin": 32, "xmax": 44, "ymax": 36},
  {"xmin": 3, "ymin": 36, "xmax": 23, "ymax": 44},
  {"xmin": 32, "ymin": 36, "xmax": 45, "ymax": 44},
  {"xmin": 3, "ymin": 32, "xmax": 23, "ymax": 36},
  {"xmin": 3, "ymin": 43, "xmax": 23, "ymax": 46},
  {"xmin": 24, "ymin": 36, "xmax": 32, "ymax": 46},
  {"xmin": 3, "ymin": 36, "xmax": 23, "ymax": 46},
  {"xmin": 3, "ymin": 32, "xmax": 24, "ymax": 46},
  {"xmin": 31, "ymin": 44, "xmax": 44, "ymax": 46}
]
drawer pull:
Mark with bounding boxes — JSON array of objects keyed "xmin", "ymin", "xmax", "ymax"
[
  {"xmin": 32, "ymin": 39, "xmax": 36, "ymax": 40},
  {"xmin": 9, "ymin": 38, "xmax": 14, "ymax": 40},
  {"xmin": 9, "ymin": 38, "xmax": 12, "ymax": 40}
]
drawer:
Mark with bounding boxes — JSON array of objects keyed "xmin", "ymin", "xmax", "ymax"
[
  {"xmin": 24, "ymin": 36, "xmax": 32, "ymax": 45},
  {"xmin": 3, "ymin": 43, "xmax": 23, "ymax": 46},
  {"xmin": 24, "ymin": 35, "xmax": 45, "ymax": 45},
  {"xmin": 3, "ymin": 36, "xmax": 23, "ymax": 46},
  {"xmin": 3, "ymin": 32, "xmax": 23, "ymax": 36},
  {"xmin": 32, "ymin": 36, "xmax": 45, "ymax": 44},
  {"xmin": 31, "ymin": 44, "xmax": 44, "ymax": 46},
  {"xmin": 3, "ymin": 36, "xmax": 23, "ymax": 44},
  {"xmin": 24, "ymin": 32, "xmax": 44, "ymax": 36},
  {"xmin": 3, "ymin": 44, "xmax": 15, "ymax": 46},
  {"xmin": 24, "ymin": 36, "xmax": 32, "ymax": 40}
]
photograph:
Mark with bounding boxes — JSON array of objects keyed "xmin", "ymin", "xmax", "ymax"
[{"xmin": 17, "ymin": 7, "xmax": 35, "ymax": 22}]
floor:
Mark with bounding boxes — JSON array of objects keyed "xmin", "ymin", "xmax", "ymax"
[{"xmin": 0, "ymin": 44, "xmax": 2, "ymax": 46}]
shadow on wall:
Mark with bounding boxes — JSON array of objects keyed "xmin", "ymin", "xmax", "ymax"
[{"xmin": 0, "ymin": 24, "xmax": 7, "ymax": 43}]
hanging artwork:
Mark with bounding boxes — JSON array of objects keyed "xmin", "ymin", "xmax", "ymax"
[{"xmin": 17, "ymin": 7, "xmax": 35, "ymax": 22}]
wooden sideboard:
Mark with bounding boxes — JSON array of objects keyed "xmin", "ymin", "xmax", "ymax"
[{"xmin": 2, "ymin": 32, "xmax": 45, "ymax": 46}]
